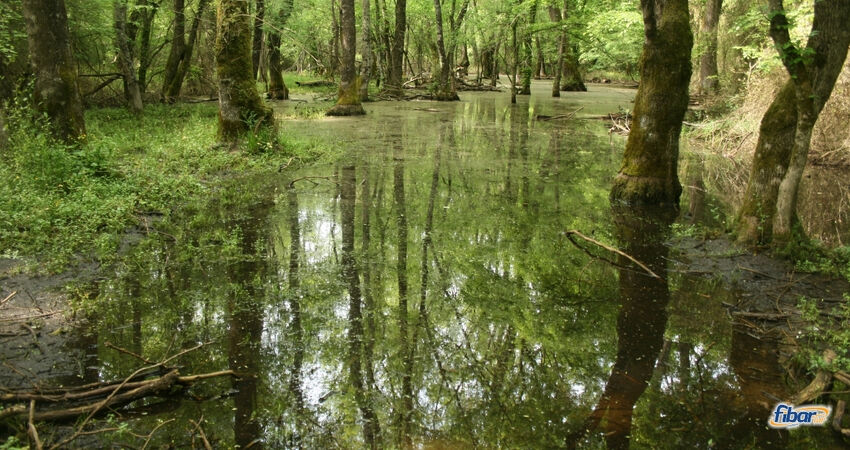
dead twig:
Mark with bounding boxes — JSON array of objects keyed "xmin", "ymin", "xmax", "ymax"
[
  {"xmin": 106, "ymin": 341, "xmax": 154, "ymax": 365},
  {"xmin": 564, "ymin": 229, "xmax": 661, "ymax": 279},
  {"xmin": 189, "ymin": 417, "xmax": 213, "ymax": 450},
  {"xmin": 0, "ymin": 291, "xmax": 17, "ymax": 308},
  {"xmin": 141, "ymin": 418, "xmax": 176, "ymax": 450}
]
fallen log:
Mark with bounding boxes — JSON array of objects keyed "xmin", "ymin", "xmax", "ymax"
[
  {"xmin": 0, "ymin": 369, "xmax": 238, "ymax": 422},
  {"xmin": 294, "ymin": 80, "xmax": 336, "ymax": 88}
]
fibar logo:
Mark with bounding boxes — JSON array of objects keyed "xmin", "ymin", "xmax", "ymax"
[{"xmin": 768, "ymin": 403, "xmax": 831, "ymax": 429}]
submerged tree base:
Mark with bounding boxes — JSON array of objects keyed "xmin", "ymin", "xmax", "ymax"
[
  {"xmin": 433, "ymin": 90, "xmax": 459, "ymax": 101},
  {"xmin": 326, "ymin": 104, "xmax": 366, "ymax": 116},
  {"xmin": 610, "ymin": 173, "xmax": 682, "ymax": 207},
  {"xmin": 561, "ymin": 80, "xmax": 588, "ymax": 92}
]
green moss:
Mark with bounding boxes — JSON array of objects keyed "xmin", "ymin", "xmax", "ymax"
[
  {"xmin": 327, "ymin": 76, "xmax": 365, "ymax": 116},
  {"xmin": 610, "ymin": 0, "xmax": 692, "ymax": 206}
]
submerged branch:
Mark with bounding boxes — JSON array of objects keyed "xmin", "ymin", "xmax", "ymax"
[{"xmin": 564, "ymin": 229, "xmax": 661, "ymax": 279}]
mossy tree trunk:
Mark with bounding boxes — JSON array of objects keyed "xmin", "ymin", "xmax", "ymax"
[
  {"xmin": 251, "ymin": 0, "xmax": 264, "ymax": 80},
  {"xmin": 114, "ymin": 0, "xmax": 144, "ymax": 115},
  {"xmin": 385, "ymin": 0, "xmax": 406, "ymax": 97},
  {"xmin": 127, "ymin": 0, "xmax": 158, "ymax": 93},
  {"xmin": 610, "ymin": 0, "xmax": 692, "ymax": 206},
  {"xmin": 560, "ymin": 44, "xmax": 587, "ymax": 91},
  {"xmin": 216, "ymin": 0, "xmax": 273, "ymax": 140},
  {"xmin": 549, "ymin": 6, "xmax": 564, "ymax": 97},
  {"xmin": 162, "ymin": 0, "xmax": 186, "ymax": 102},
  {"xmin": 163, "ymin": 0, "xmax": 209, "ymax": 102},
  {"xmin": 557, "ymin": 0, "xmax": 586, "ymax": 92},
  {"xmin": 432, "ymin": 0, "xmax": 458, "ymax": 101},
  {"xmin": 327, "ymin": 0, "xmax": 365, "ymax": 115},
  {"xmin": 698, "ymin": 0, "xmax": 722, "ymax": 94},
  {"xmin": 21, "ymin": 0, "xmax": 86, "ymax": 143},
  {"xmin": 736, "ymin": 0, "xmax": 850, "ymax": 245},
  {"xmin": 268, "ymin": 0, "xmax": 293, "ymax": 100}
]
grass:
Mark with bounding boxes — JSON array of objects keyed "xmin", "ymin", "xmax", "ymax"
[{"xmin": 0, "ymin": 100, "xmax": 337, "ymax": 273}]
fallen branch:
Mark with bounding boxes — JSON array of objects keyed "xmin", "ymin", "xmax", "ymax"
[
  {"xmin": 564, "ymin": 229, "xmax": 661, "ymax": 279},
  {"xmin": 0, "ymin": 291, "xmax": 16, "ymax": 308},
  {"xmin": 536, "ymin": 107, "xmax": 584, "ymax": 121},
  {"xmin": 190, "ymin": 417, "xmax": 213, "ymax": 450}
]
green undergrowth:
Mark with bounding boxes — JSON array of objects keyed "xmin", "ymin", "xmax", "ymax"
[{"xmin": 0, "ymin": 101, "xmax": 338, "ymax": 273}]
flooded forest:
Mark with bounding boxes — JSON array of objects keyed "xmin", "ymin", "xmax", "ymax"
[{"xmin": 3, "ymin": 0, "xmax": 850, "ymax": 448}]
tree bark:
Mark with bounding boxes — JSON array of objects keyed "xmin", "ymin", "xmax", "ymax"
[
  {"xmin": 699, "ymin": 0, "xmax": 722, "ymax": 94},
  {"xmin": 550, "ymin": 6, "xmax": 564, "ymax": 97},
  {"xmin": 164, "ymin": 0, "xmax": 210, "ymax": 101},
  {"xmin": 432, "ymin": 0, "xmax": 458, "ymax": 100},
  {"xmin": 559, "ymin": 0, "xmax": 586, "ymax": 92},
  {"xmin": 385, "ymin": 0, "xmax": 406, "ymax": 96},
  {"xmin": 21, "ymin": 0, "xmax": 86, "ymax": 142},
  {"xmin": 216, "ymin": 0, "xmax": 273, "ymax": 140},
  {"xmin": 736, "ymin": 0, "xmax": 850, "ymax": 245},
  {"xmin": 359, "ymin": 0, "xmax": 373, "ymax": 101},
  {"xmin": 610, "ymin": 0, "xmax": 692, "ymax": 206},
  {"xmin": 162, "ymin": 0, "xmax": 186, "ymax": 102},
  {"xmin": 114, "ymin": 0, "xmax": 144, "ymax": 114},
  {"xmin": 267, "ymin": 0, "xmax": 292, "ymax": 100},
  {"xmin": 251, "ymin": 0, "xmax": 264, "ymax": 79},
  {"xmin": 327, "ymin": 0, "xmax": 365, "ymax": 115}
]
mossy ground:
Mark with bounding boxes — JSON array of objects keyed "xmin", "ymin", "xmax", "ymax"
[{"xmin": 0, "ymin": 101, "xmax": 337, "ymax": 273}]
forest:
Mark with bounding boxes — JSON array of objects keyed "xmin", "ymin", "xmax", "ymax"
[{"xmin": 2, "ymin": 0, "xmax": 850, "ymax": 447}]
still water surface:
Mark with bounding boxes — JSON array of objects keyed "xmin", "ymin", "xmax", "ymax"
[{"xmin": 71, "ymin": 83, "xmax": 833, "ymax": 448}]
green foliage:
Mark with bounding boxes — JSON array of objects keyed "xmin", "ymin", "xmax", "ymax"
[
  {"xmin": 0, "ymin": 97, "xmax": 332, "ymax": 272},
  {"xmin": 579, "ymin": 2, "xmax": 642, "ymax": 79},
  {"xmin": 0, "ymin": 436, "xmax": 25, "ymax": 450},
  {"xmin": 797, "ymin": 295, "xmax": 850, "ymax": 372}
]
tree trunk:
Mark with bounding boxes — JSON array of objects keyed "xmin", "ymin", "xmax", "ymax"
[
  {"xmin": 267, "ymin": 31, "xmax": 289, "ymax": 100},
  {"xmin": 560, "ymin": 44, "xmax": 587, "ymax": 91},
  {"xmin": 267, "ymin": 0, "xmax": 293, "ymax": 100},
  {"xmin": 736, "ymin": 0, "xmax": 850, "ymax": 245},
  {"xmin": 534, "ymin": 36, "xmax": 545, "ymax": 78},
  {"xmin": 137, "ymin": 0, "xmax": 158, "ymax": 93},
  {"xmin": 393, "ymin": 151, "xmax": 413, "ymax": 449},
  {"xmin": 699, "ymin": 0, "xmax": 722, "ymax": 94},
  {"xmin": 341, "ymin": 166, "xmax": 380, "ymax": 449},
  {"xmin": 327, "ymin": 0, "xmax": 365, "ymax": 115},
  {"xmin": 165, "ymin": 0, "xmax": 210, "ymax": 101},
  {"xmin": 610, "ymin": 0, "xmax": 692, "ymax": 206},
  {"xmin": 21, "ymin": 0, "xmax": 86, "ymax": 142},
  {"xmin": 510, "ymin": 18, "xmax": 518, "ymax": 104},
  {"xmin": 330, "ymin": 0, "xmax": 340, "ymax": 77},
  {"xmin": 559, "ymin": 0, "xmax": 586, "ymax": 92},
  {"xmin": 359, "ymin": 0, "xmax": 373, "ymax": 101},
  {"xmin": 252, "ymin": 0, "xmax": 264, "ymax": 79},
  {"xmin": 550, "ymin": 6, "xmax": 564, "ymax": 97},
  {"xmin": 385, "ymin": 0, "xmax": 406, "ymax": 96},
  {"xmin": 216, "ymin": 0, "xmax": 273, "ymax": 140},
  {"xmin": 162, "ymin": 0, "xmax": 186, "ymax": 102},
  {"xmin": 114, "ymin": 0, "xmax": 144, "ymax": 114},
  {"xmin": 432, "ymin": 0, "xmax": 458, "ymax": 100}
]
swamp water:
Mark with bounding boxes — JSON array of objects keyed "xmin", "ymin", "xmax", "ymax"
[{"xmin": 12, "ymin": 82, "xmax": 844, "ymax": 448}]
